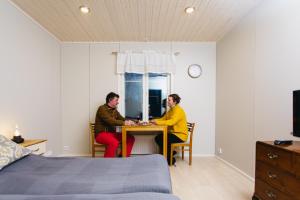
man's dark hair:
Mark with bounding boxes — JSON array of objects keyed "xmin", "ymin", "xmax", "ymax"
[
  {"xmin": 169, "ymin": 94, "xmax": 181, "ymax": 104},
  {"xmin": 106, "ymin": 92, "xmax": 119, "ymax": 103}
]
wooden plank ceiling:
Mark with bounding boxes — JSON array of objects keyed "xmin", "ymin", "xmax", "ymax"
[{"xmin": 11, "ymin": 0, "xmax": 261, "ymax": 42}]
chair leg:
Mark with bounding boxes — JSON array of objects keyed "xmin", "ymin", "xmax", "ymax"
[
  {"xmin": 92, "ymin": 148, "xmax": 95, "ymax": 158},
  {"xmin": 181, "ymin": 146, "xmax": 184, "ymax": 160},
  {"xmin": 189, "ymin": 148, "xmax": 192, "ymax": 165},
  {"xmin": 170, "ymin": 145, "xmax": 174, "ymax": 166}
]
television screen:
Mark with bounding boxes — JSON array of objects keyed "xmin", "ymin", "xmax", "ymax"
[{"xmin": 293, "ymin": 90, "xmax": 300, "ymax": 137}]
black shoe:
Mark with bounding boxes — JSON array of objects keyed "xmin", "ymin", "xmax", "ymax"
[
  {"xmin": 168, "ymin": 157, "xmax": 176, "ymax": 166},
  {"xmin": 172, "ymin": 157, "xmax": 176, "ymax": 166}
]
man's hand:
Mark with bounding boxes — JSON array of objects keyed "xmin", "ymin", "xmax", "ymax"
[{"xmin": 125, "ymin": 120, "xmax": 135, "ymax": 126}]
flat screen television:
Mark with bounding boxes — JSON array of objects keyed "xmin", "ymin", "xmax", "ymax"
[{"xmin": 293, "ymin": 90, "xmax": 300, "ymax": 137}]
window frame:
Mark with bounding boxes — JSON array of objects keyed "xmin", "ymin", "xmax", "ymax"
[{"xmin": 118, "ymin": 73, "xmax": 173, "ymax": 121}]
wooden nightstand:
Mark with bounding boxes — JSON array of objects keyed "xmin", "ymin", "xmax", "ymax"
[{"xmin": 20, "ymin": 139, "xmax": 47, "ymax": 155}]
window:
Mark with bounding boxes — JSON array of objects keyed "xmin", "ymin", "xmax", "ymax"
[
  {"xmin": 124, "ymin": 73, "xmax": 143, "ymax": 120},
  {"xmin": 124, "ymin": 73, "xmax": 170, "ymax": 121}
]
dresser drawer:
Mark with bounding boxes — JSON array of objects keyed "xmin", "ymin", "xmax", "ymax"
[
  {"xmin": 293, "ymin": 154, "xmax": 300, "ymax": 177},
  {"xmin": 257, "ymin": 143, "xmax": 293, "ymax": 172},
  {"xmin": 256, "ymin": 161, "xmax": 300, "ymax": 198},
  {"xmin": 255, "ymin": 179, "xmax": 292, "ymax": 200},
  {"xmin": 26, "ymin": 142, "xmax": 46, "ymax": 155}
]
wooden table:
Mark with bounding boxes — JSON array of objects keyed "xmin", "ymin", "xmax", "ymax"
[{"xmin": 121, "ymin": 125, "xmax": 168, "ymax": 158}]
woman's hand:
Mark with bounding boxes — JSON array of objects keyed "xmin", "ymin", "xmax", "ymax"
[{"xmin": 149, "ymin": 120, "xmax": 157, "ymax": 125}]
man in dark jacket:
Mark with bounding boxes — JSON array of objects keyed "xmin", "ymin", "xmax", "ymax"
[{"xmin": 95, "ymin": 92, "xmax": 135, "ymax": 157}]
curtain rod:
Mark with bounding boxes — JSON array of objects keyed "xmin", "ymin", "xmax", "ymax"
[{"xmin": 111, "ymin": 51, "xmax": 180, "ymax": 56}]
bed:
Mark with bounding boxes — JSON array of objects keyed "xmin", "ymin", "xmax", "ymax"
[
  {"xmin": 0, "ymin": 154, "xmax": 172, "ymax": 195},
  {"xmin": 0, "ymin": 193, "xmax": 180, "ymax": 200},
  {"xmin": 0, "ymin": 132, "xmax": 180, "ymax": 200}
]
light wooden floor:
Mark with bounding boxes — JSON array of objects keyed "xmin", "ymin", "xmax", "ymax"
[{"xmin": 169, "ymin": 156, "xmax": 254, "ymax": 200}]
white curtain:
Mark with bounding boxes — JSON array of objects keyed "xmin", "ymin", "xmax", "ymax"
[{"xmin": 117, "ymin": 50, "xmax": 176, "ymax": 74}]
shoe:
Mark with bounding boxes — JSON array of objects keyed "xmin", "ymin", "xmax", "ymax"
[
  {"xmin": 172, "ymin": 157, "xmax": 176, "ymax": 166},
  {"xmin": 168, "ymin": 157, "xmax": 176, "ymax": 166}
]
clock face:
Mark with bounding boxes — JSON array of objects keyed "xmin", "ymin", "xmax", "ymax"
[{"xmin": 188, "ymin": 64, "xmax": 202, "ymax": 78}]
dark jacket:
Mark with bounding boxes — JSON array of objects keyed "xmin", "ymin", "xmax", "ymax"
[{"xmin": 94, "ymin": 104, "xmax": 125, "ymax": 137}]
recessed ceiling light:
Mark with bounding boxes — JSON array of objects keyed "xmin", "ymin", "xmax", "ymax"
[
  {"xmin": 185, "ymin": 7, "xmax": 195, "ymax": 14},
  {"xmin": 79, "ymin": 6, "xmax": 90, "ymax": 14}
]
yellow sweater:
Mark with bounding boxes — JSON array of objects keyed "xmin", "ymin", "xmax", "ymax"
[{"xmin": 154, "ymin": 104, "xmax": 188, "ymax": 142}]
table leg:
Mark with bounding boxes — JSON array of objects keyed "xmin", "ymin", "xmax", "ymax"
[
  {"xmin": 122, "ymin": 127, "xmax": 127, "ymax": 157},
  {"xmin": 163, "ymin": 127, "xmax": 167, "ymax": 159}
]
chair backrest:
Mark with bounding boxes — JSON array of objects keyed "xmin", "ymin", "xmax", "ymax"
[
  {"xmin": 187, "ymin": 122, "xmax": 195, "ymax": 146},
  {"xmin": 89, "ymin": 123, "xmax": 96, "ymax": 149},
  {"xmin": 89, "ymin": 123, "xmax": 104, "ymax": 145}
]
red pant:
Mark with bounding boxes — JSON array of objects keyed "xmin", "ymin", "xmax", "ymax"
[{"xmin": 95, "ymin": 132, "xmax": 135, "ymax": 157}]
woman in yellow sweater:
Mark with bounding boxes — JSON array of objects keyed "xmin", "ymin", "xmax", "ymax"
[{"xmin": 151, "ymin": 94, "xmax": 188, "ymax": 165}]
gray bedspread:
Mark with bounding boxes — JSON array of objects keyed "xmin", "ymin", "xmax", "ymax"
[
  {"xmin": 0, "ymin": 193, "xmax": 180, "ymax": 200},
  {"xmin": 0, "ymin": 154, "xmax": 172, "ymax": 195}
]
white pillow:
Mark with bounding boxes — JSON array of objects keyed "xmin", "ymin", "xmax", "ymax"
[{"xmin": 0, "ymin": 134, "xmax": 32, "ymax": 170}]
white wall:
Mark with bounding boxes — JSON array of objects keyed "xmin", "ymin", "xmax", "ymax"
[
  {"xmin": 61, "ymin": 44, "xmax": 90, "ymax": 154},
  {"xmin": 0, "ymin": 1, "xmax": 61, "ymax": 154},
  {"xmin": 61, "ymin": 42, "xmax": 216, "ymax": 155},
  {"xmin": 216, "ymin": 0, "xmax": 300, "ymax": 177}
]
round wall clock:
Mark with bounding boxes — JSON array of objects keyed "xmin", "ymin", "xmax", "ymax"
[{"xmin": 188, "ymin": 64, "xmax": 202, "ymax": 78}]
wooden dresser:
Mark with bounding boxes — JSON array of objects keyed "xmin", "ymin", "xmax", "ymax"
[{"xmin": 253, "ymin": 141, "xmax": 300, "ymax": 200}]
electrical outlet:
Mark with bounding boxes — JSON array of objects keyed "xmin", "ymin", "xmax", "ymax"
[
  {"xmin": 218, "ymin": 148, "xmax": 223, "ymax": 154},
  {"xmin": 63, "ymin": 146, "xmax": 70, "ymax": 151}
]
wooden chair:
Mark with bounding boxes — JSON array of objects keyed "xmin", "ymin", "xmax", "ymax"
[
  {"xmin": 170, "ymin": 122, "xmax": 195, "ymax": 166},
  {"xmin": 89, "ymin": 123, "xmax": 105, "ymax": 157}
]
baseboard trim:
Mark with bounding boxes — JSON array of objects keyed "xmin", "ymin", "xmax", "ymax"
[
  {"xmin": 56, "ymin": 153, "xmax": 214, "ymax": 157},
  {"xmin": 216, "ymin": 156, "xmax": 254, "ymax": 182},
  {"xmin": 57, "ymin": 153, "xmax": 91, "ymax": 157},
  {"xmin": 192, "ymin": 154, "xmax": 215, "ymax": 157}
]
